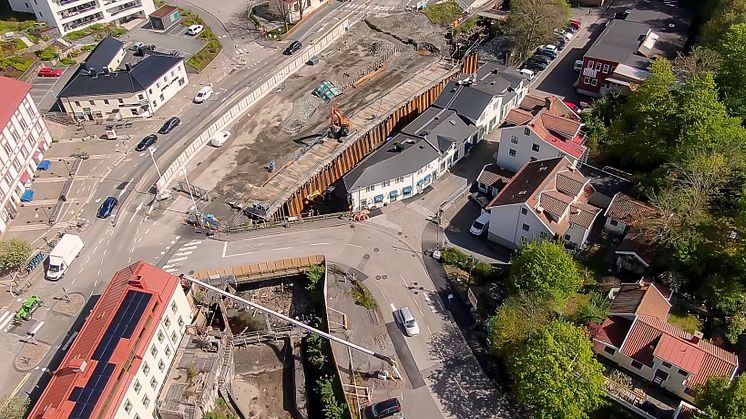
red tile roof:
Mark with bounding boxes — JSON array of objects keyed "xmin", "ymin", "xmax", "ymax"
[
  {"xmin": 569, "ymin": 201, "xmax": 601, "ymax": 229},
  {"xmin": 504, "ymin": 108, "xmax": 534, "ymax": 126},
  {"xmin": 593, "ymin": 316, "xmax": 633, "ymax": 348},
  {"xmin": 621, "ymin": 315, "xmax": 738, "ymax": 388},
  {"xmin": 605, "ymin": 193, "xmax": 656, "ymax": 224},
  {"xmin": 476, "ymin": 163, "xmax": 513, "ymax": 188},
  {"xmin": 611, "ymin": 282, "xmax": 671, "ymax": 321},
  {"xmin": 29, "ymin": 261, "xmax": 181, "ymax": 419},
  {"xmin": 0, "ymin": 76, "xmax": 32, "ymax": 131}
]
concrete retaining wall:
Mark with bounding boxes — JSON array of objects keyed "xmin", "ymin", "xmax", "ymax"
[{"xmin": 156, "ymin": 17, "xmax": 351, "ymax": 193}]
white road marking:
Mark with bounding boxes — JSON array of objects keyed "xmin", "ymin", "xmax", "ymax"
[
  {"xmin": 186, "ymin": 240, "xmax": 202, "ymax": 245},
  {"xmin": 175, "ymin": 235, "xmax": 181, "ymax": 240},
  {"xmin": 92, "ymin": 245, "xmax": 98, "ymax": 254},
  {"xmin": 346, "ymin": 244, "xmax": 363, "ymax": 249},
  {"xmin": 169, "ymin": 256, "xmax": 188, "ymax": 263},
  {"xmin": 102, "ymin": 248, "xmax": 107, "ymax": 256},
  {"xmin": 71, "ymin": 277, "xmax": 77, "ymax": 284},
  {"xmin": 160, "ymin": 251, "xmax": 166, "ymax": 255},
  {"xmin": 173, "ymin": 251, "xmax": 193, "ymax": 257},
  {"xmin": 164, "ymin": 267, "xmax": 178, "ymax": 273},
  {"xmin": 310, "ymin": 242, "xmax": 330, "ymax": 246},
  {"xmin": 163, "ymin": 263, "xmax": 181, "ymax": 270},
  {"xmin": 29, "ymin": 321, "xmax": 45, "ymax": 335},
  {"xmin": 129, "ymin": 202, "xmax": 143, "ymax": 223},
  {"xmin": 180, "ymin": 245, "xmax": 198, "ymax": 251},
  {"xmin": 412, "ymin": 298, "xmax": 424, "ymax": 316},
  {"xmin": 400, "ymin": 274, "xmax": 409, "ymax": 287},
  {"xmin": 0, "ymin": 312, "xmax": 13, "ymax": 330},
  {"xmin": 145, "ymin": 228, "xmax": 151, "ymax": 234},
  {"xmin": 271, "ymin": 247, "xmax": 291, "ymax": 251},
  {"xmin": 222, "ymin": 242, "xmax": 228, "ymax": 258},
  {"xmin": 170, "ymin": 240, "xmax": 176, "ymax": 244},
  {"xmin": 223, "ymin": 251, "xmax": 253, "ymax": 258},
  {"xmin": 389, "ymin": 303, "xmax": 397, "ymax": 312}
]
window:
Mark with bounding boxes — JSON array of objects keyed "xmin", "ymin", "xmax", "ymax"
[
  {"xmin": 165, "ymin": 346, "xmax": 172, "ymax": 357},
  {"xmin": 124, "ymin": 399, "xmax": 133, "ymax": 413},
  {"xmin": 521, "ymin": 223, "xmax": 530, "ymax": 232},
  {"xmin": 395, "ymin": 176, "xmax": 404, "ymax": 183},
  {"xmin": 130, "ymin": 109, "xmax": 139, "ymax": 116},
  {"xmin": 150, "ymin": 376, "xmax": 158, "ymax": 389},
  {"xmin": 603, "ymin": 346, "xmax": 616, "ymax": 355},
  {"xmin": 133, "ymin": 379, "xmax": 141, "ymax": 393},
  {"xmin": 609, "ymin": 219, "xmax": 618, "ymax": 226},
  {"xmin": 177, "ymin": 316, "xmax": 184, "ymax": 328},
  {"xmin": 18, "ymin": 118, "xmax": 27, "ymax": 130},
  {"xmin": 510, "ymin": 135, "xmax": 518, "ymax": 144},
  {"xmin": 563, "ymin": 234, "xmax": 571, "ymax": 241},
  {"xmin": 158, "ymin": 359, "xmax": 165, "ymax": 371},
  {"xmin": 509, "ymin": 149, "xmax": 516, "ymax": 157},
  {"xmin": 103, "ymin": 99, "xmax": 109, "ymax": 105},
  {"xmin": 523, "ymin": 127, "xmax": 530, "ymax": 136},
  {"xmin": 74, "ymin": 101, "xmax": 81, "ymax": 107},
  {"xmin": 159, "ymin": 93, "xmax": 164, "ymax": 101},
  {"xmin": 678, "ymin": 368, "xmax": 688, "ymax": 376},
  {"xmin": 532, "ymin": 144, "xmax": 540, "ymax": 152},
  {"xmin": 178, "ymin": 77, "xmax": 185, "ymax": 86},
  {"xmin": 631, "ymin": 360, "xmax": 643, "ymax": 369},
  {"xmin": 365, "ymin": 185, "xmax": 374, "ymax": 192},
  {"xmin": 150, "ymin": 344, "xmax": 157, "ymax": 358},
  {"xmin": 595, "ymin": 62, "xmax": 602, "ymax": 70},
  {"xmin": 148, "ymin": 89, "xmax": 153, "ymax": 94},
  {"xmin": 590, "ymin": 78, "xmax": 598, "ymax": 87},
  {"xmin": 521, "ymin": 208, "xmax": 527, "ymax": 215},
  {"xmin": 171, "ymin": 301, "xmax": 177, "ymax": 313},
  {"xmin": 164, "ymin": 316, "xmax": 171, "ymax": 328},
  {"xmin": 142, "ymin": 394, "xmax": 150, "ymax": 408},
  {"xmin": 171, "ymin": 331, "xmax": 178, "ymax": 343},
  {"xmin": 587, "ymin": 60, "xmax": 594, "ymax": 68},
  {"xmin": 603, "ymin": 64, "xmax": 610, "ymax": 73},
  {"xmin": 171, "ymin": 70, "xmax": 175, "ymax": 76},
  {"xmin": 539, "ymin": 231, "xmax": 548, "ymax": 238},
  {"xmin": 684, "ymin": 387, "xmax": 696, "ymax": 396},
  {"xmin": 142, "ymin": 361, "xmax": 150, "ymax": 376},
  {"xmin": 163, "ymin": 76, "xmax": 167, "ymax": 82},
  {"xmin": 156, "ymin": 82, "xmax": 160, "ymax": 88},
  {"xmin": 661, "ymin": 361, "xmax": 672, "ymax": 368},
  {"xmin": 139, "ymin": 94, "xmax": 145, "ymax": 99},
  {"xmin": 118, "ymin": 99, "xmax": 124, "ymax": 104},
  {"xmin": 157, "ymin": 331, "xmax": 164, "ymax": 343},
  {"xmin": 89, "ymin": 100, "xmax": 95, "ymax": 105},
  {"xmin": 583, "ymin": 76, "xmax": 592, "ymax": 84},
  {"xmin": 383, "ymin": 180, "xmax": 390, "ymax": 187}
]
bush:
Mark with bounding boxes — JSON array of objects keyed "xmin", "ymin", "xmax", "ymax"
[
  {"xmin": 439, "ymin": 247, "xmax": 495, "ymax": 281},
  {"xmin": 35, "ymin": 46, "xmax": 57, "ymax": 61},
  {"xmin": 423, "ymin": 0, "xmax": 463, "ymax": 26},
  {"xmin": 317, "ymin": 375, "xmax": 346, "ymax": 419},
  {"xmin": 305, "ymin": 264, "xmax": 325, "ymax": 291},
  {"xmin": 0, "ymin": 239, "xmax": 32, "ymax": 271},
  {"xmin": 60, "ymin": 57, "xmax": 76, "ymax": 65},
  {"xmin": 187, "ymin": 39, "xmax": 222, "ymax": 71},
  {"xmin": 1, "ymin": 56, "xmax": 33, "ymax": 72},
  {"xmin": 350, "ymin": 282, "xmax": 377, "ymax": 309}
]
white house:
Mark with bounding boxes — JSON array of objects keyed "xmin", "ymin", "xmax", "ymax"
[
  {"xmin": 0, "ymin": 76, "xmax": 52, "ymax": 235},
  {"xmin": 433, "ymin": 63, "xmax": 528, "ymax": 141},
  {"xmin": 269, "ymin": 0, "xmax": 328, "ymax": 23},
  {"xmin": 497, "ymin": 94, "xmax": 587, "ymax": 173},
  {"xmin": 603, "ymin": 192, "xmax": 655, "ymax": 236},
  {"xmin": 486, "ymin": 157, "xmax": 601, "ymax": 250},
  {"xmin": 29, "ymin": 261, "xmax": 193, "ymax": 419},
  {"xmin": 7, "ymin": 0, "xmax": 155, "ymax": 35},
  {"xmin": 344, "ymin": 107, "xmax": 477, "ymax": 211},
  {"xmin": 59, "ymin": 37, "xmax": 188, "ymax": 120},
  {"xmin": 592, "ymin": 280, "xmax": 738, "ymax": 402}
]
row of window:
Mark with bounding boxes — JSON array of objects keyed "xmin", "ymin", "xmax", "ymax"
[
  {"xmin": 364, "ymin": 176, "xmax": 406, "ymax": 193},
  {"xmin": 603, "ymin": 345, "xmax": 690, "ymax": 377},
  {"xmin": 586, "ymin": 60, "xmax": 611, "ymax": 75},
  {"xmin": 583, "ymin": 76, "xmax": 599, "ymax": 87}
]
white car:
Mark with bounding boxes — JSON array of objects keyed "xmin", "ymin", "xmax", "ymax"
[
  {"xmin": 542, "ymin": 44, "xmax": 558, "ymax": 53},
  {"xmin": 469, "ymin": 212, "xmax": 490, "ymax": 236},
  {"xmin": 210, "ymin": 131, "xmax": 231, "ymax": 147},
  {"xmin": 395, "ymin": 307, "xmax": 420, "ymax": 337},
  {"xmin": 519, "ymin": 68, "xmax": 535, "ymax": 80},
  {"xmin": 573, "ymin": 59, "xmax": 583, "ymax": 72},
  {"xmin": 193, "ymin": 85, "xmax": 213, "ymax": 103},
  {"xmin": 187, "ymin": 24, "xmax": 204, "ymax": 36}
]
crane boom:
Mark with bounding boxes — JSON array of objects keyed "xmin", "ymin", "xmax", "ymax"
[{"xmin": 180, "ymin": 274, "xmax": 399, "ymax": 369}]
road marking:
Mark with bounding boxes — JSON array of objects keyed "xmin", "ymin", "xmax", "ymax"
[
  {"xmin": 180, "ymin": 245, "xmax": 198, "ymax": 251},
  {"xmin": 170, "ymin": 240, "xmax": 177, "ymax": 244},
  {"xmin": 129, "ymin": 202, "xmax": 144, "ymax": 223},
  {"xmin": 3, "ymin": 372, "xmax": 30, "ymax": 403},
  {"xmin": 271, "ymin": 247, "xmax": 291, "ymax": 251},
  {"xmin": 102, "ymin": 248, "xmax": 107, "ymax": 256},
  {"xmin": 163, "ymin": 263, "xmax": 181, "ymax": 270},
  {"xmin": 223, "ymin": 251, "xmax": 253, "ymax": 258},
  {"xmin": 400, "ymin": 274, "xmax": 409, "ymax": 287},
  {"xmin": 389, "ymin": 303, "xmax": 397, "ymax": 312},
  {"xmin": 0, "ymin": 312, "xmax": 13, "ymax": 330},
  {"xmin": 164, "ymin": 267, "xmax": 178, "ymax": 273},
  {"xmin": 145, "ymin": 228, "xmax": 151, "ymax": 234},
  {"xmin": 222, "ymin": 242, "xmax": 228, "ymax": 258},
  {"xmin": 169, "ymin": 256, "xmax": 188, "ymax": 263},
  {"xmin": 92, "ymin": 245, "xmax": 98, "ymax": 254},
  {"xmin": 186, "ymin": 240, "xmax": 202, "ymax": 245},
  {"xmin": 310, "ymin": 242, "xmax": 330, "ymax": 246},
  {"xmin": 173, "ymin": 251, "xmax": 193, "ymax": 257},
  {"xmin": 412, "ymin": 298, "xmax": 424, "ymax": 316},
  {"xmin": 346, "ymin": 244, "xmax": 363, "ymax": 249},
  {"xmin": 29, "ymin": 321, "xmax": 45, "ymax": 335}
]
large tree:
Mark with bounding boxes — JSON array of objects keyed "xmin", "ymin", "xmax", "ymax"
[
  {"xmin": 695, "ymin": 375, "xmax": 746, "ymax": 419},
  {"xmin": 0, "ymin": 239, "xmax": 31, "ymax": 272},
  {"xmin": 509, "ymin": 240, "xmax": 582, "ymax": 302},
  {"xmin": 510, "ymin": 320, "xmax": 606, "ymax": 418},
  {"xmin": 717, "ymin": 23, "xmax": 746, "ymax": 120},
  {"xmin": 506, "ymin": 0, "xmax": 570, "ymax": 62},
  {"xmin": 673, "ymin": 46, "xmax": 721, "ymax": 81},
  {"xmin": 487, "ymin": 292, "xmax": 553, "ymax": 356},
  {"xmin": 0, "ymin": 396, "xmax": 30, "ymax": 419},
  {"xmin": 701, "ymin": 0, "xmax": 746, "ymax": 46}
]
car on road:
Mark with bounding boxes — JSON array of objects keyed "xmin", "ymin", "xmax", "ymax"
[
  {"xmin": 470, "ymin": 212, "xmax": 490, "ymax": 235},
  {"xmin": 187, "ymin": 24, "xmax": 204, "ymax": 36},
  {"xmin": 283, "ymin": 40, "xmax": 302, "ymax": 55},
  {"xmin": 574, "ymin": 59, "xmax": 583, "ymax": 71},
  {"xmin": 38, "ymin": 67, "xmax": 63, "ymax": 77},
  {"xmin": 364, "ymin": 398, "xmax": 402, "ymax": 419},
  {"xmin": 194, "ymin": 85, "xmax": 213, "ymax": 103},
  {"xmin": 135, "ymin": 134, "xmax": 157, "ymax": 151},
  {"xmin": 130, "ymin": 41, "xmax": 144, "ymax": 51},
  {"xmin": 159, "ymin": 117, "xmax": 181, "ymax": 134},
  {"xmin": 394, "ymin": 307, "xmax": 420, "ymax": 336},
  {"xmin": 97, "ymin": 196, "xmax": 118, "ymax": 219}
]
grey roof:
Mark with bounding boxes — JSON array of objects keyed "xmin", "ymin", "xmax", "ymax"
[
  {"xmin": 60, "ymin": 54, "xmax": 182, "ymax": 98},
  {"xmin": 586, "ymin": 20, "xmax": 651, "ymax": 64},
  {"xmin": 344, "ymin": 107, "xmax": 477, "ymax": 191},
  {"xmin": 83, "ymin": 36, "xmax": 123, "ymax": 71},
  {"xmin": 578, "ymin": 164, "xmax": 633, "ymax": 209}
]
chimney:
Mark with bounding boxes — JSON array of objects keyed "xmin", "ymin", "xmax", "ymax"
[
  {"xmin": 545, "ymin": 97, "xmax": 552, "ymax": 109},
  {"xmin": 69, "ymin": 358, "xmax": 87, "ymax": 373},
  {"xmin": 691, "ymin": 331, "xmax": 703, "ymax": 344},
  {"xmin": 125, "ymin": 63, "xmax": 132, "ymax": 71}
]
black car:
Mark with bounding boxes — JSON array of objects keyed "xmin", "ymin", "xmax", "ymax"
[
  {"xmin": 364, "ymin": 398, "xmax": 401, "ymax": 418},
  {"xmin": 158, "ymin": 117, "xmax": 180, "ymax": 134},
  {"xmin": 135, "ymin": 134, "xmax": 157, "ymax": 151},
  {"xmin": 97, "ymin": 196, "xmax": 118, "ymax": 219},
  {"xmin": 536, "ymin": 49, "xmax": 557, "ymax": 59},
  {"xmin": 529, "ymin": 55, "xmax": 551, "ymax": 65},
  {"xmin": 525, "ymin": 60, "xmax": 549, "ymax": 70},
  {"xmin": 283, "ymin": 40, "xmax": 302, "ymax": 55},
  {"xmin": 555, "ymin": 39, "xmax": 567, "ymax": 50}
]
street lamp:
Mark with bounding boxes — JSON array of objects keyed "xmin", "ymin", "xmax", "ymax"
[{"xmin": 58, "ymin": 158, "xmax": 72, "ymax": 176}]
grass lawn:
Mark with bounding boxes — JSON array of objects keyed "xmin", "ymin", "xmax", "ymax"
[
  {"xmin": 423, "ymin": 0, "xmax": 463, "ymax": 26},
  {"xmin": 454, "ymin": 16, "xmax": 479, "ymax": 33},
  {"xmin": 668, "ymin": 307, "xmax": 702, "ymax": 334}
]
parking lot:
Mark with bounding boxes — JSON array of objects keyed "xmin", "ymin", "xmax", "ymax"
[
  {"xmin": 29, "ymin": 67, "xmax": 76, "ymax": 113},
  {"xmin": 119, "ymin": 21, "xmax": 207, "ymax": 58}
]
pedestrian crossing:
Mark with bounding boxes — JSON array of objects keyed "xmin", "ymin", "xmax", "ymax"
[
  {"xmin": 162, "ymin": 239, "xmax": 203, "ymax": 273},
  {"xmin": 0, "ymin": 310, "xmax": 14, "ymax": 331},
  {"xmin": 339, "ymin": 2, "xmax": 401, "ymax": 14}
]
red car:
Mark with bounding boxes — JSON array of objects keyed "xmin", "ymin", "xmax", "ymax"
[
  {"xmin": 38, "ymin": 67, "xmax": 63, "ymax": 77},
  {"xmin": 564, "ymin": 101, "xmax": 580, "ymax": 112},
  {"xmin": 569, "ymin": 19, "xmax": 581, "ymax": 29}
]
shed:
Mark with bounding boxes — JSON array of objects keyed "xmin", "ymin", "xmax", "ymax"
[{"xmin": 149, "ymin": 5, "xmax": 182, "ymax": 31}]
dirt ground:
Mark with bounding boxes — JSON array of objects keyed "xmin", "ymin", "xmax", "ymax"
[
  {"xmin": 188, "ymin": 15, "xmax": 449, "ymax": 220},
  {"xmin": 227, "ymin": 281, "xmax": 316, "ymax": 331},
  {"xmin": 232, "ymin": 341, "xmax": 294, "ymax": 419}
]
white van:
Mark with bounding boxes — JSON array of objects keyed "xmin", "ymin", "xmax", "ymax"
[
  {"xmin": 519, "ymin": 68, "xmax": 535, "ymax": 80},
  {"xmin": 395, "ymin": 307, "xmax": 420, "ymax": 336},
  {"xmin": 194, "ymin": 85, "xmax": 213, "ymax": 103},
  {"xmin": 469, "ymin": 212, "xmax": 490, "ymax": 236},
  {"xmin": 210, "ymin": 131, "xmax": 231, "ymax": 147}
]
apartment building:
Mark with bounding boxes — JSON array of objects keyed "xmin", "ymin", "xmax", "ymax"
[
  {"xmin": 59, "ymin": 37, "xmax": 188, "ymax": 120},
  {"xmin": 28, "ymin": 261, "xmax": 193, "ymax": 419},
  {"xmin": 8, "ymin": 0, "xmax": 155, "ymax": 35},
  {"xmin": 269, "ymin": 0, "xmax": 329, "ymax": 23},
  {"xmin": 0, "ymin": 76, "xmax": 52, "ymax": 235}
]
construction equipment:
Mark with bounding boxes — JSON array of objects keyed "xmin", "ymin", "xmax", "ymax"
[
  {"xmin": 330, "ymin": 107, "xmax": 350, "ymax": 139},
  {"xmin": 15, "ymin": 295, "xmax": 42, "ymax": 321}
]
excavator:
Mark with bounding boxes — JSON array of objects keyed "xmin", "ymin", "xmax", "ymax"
[{"xmin": 329, "ymin": 106, "xmax": 351, "ymax": 140}]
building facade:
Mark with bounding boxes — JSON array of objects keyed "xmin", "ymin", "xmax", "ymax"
[
  {"xmin": 0, "ymin": 76, "xmax": 52, "ymax": 235},
  {"xmin": 269, "ymin": 0, "xmax": 329, "ymax": 23},
  {"xmin": 28, "ymin": 261, "xmax": 193, "ymax": 419},
  {"xmin": 8, "ymin": 0, "xmax": 155, "ymax": 35}
]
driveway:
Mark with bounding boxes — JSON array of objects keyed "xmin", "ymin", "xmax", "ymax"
[{"xmin": 119, "ymin": 23, "xmax": 207, "ymax": 57}]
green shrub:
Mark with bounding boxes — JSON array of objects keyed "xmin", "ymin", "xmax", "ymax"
[
  {"xmin": 305, "ymin": 264, "xmax": 325, "ymax": 291},
  {"xmin": 423, "ymin": 0, "xmax": 463, "ymax": 26},
  {"xmin": 60, "ymin": 57, "xmax": 76, "ymax": 65},
  {"xmin": 80, "ymin": 44, "xmax": 96, "ymax": 51},
  {"xmin": 1, "ymin": 56, "xmax": 33, "ymax": 72},
  {"xmin": 26, "ymin": 33, "xmax": 40, "ymax": 44},
  {"xmin": 35, "ymin": 46, "xmax": 57, "ymax": 60},
  {"xmin": 439, "ymin": 247, "xmax": 495, "ymax": 281},
  {"xmin": 350, "ymin": 283, "xmax": 377, "ymax": 309}
]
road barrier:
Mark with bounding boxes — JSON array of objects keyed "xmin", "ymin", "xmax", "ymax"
[{"xmin": 156, "ymin": 16, "xmax": 352, "ymax": 193}]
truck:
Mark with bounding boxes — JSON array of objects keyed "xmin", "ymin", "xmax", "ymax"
[{"xmin": 46, "ymin": 234, "xmax": 84, "ymax": 280}]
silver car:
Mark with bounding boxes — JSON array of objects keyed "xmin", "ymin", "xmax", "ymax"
[{"xmin": 395, "ymin": 307, "xmax": 420, "ymax": 337}]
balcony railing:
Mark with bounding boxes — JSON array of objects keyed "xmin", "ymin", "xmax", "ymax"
[
  {"xmin": 63, "ymin": 13, "xmax": 104, "ymax": 31},
  {"xmin": 59, "ymin": 2, "xmax": 97, "ymax": 19},
  {"xmin": 107, "ymin": 1, "xmax": 141, "ymax": 16}
]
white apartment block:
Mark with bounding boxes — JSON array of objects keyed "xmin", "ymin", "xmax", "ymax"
[
  {"xmin": 0, "ymin": 76, "xmax": 52, "ymax": 235},
  {"xmin": 269, "ymin": 0, "xmax": 328, "ymax": 23},
  {"xmin": 8, "ymin": 0, "xmax": 156, "ymax": 35}
]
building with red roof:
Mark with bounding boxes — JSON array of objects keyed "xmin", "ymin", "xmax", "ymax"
[
  {"xmin": 591, "ymin": 280, "xmax": 738, "ymax": 402},
  {"xmin": 0, "ymin": 76, "xmax": 52, "ymax": 235},
  {"xmin": 496, "ymin": 94, "xmax": 587, "ymax": 173},
  {"xmin": 486, "ymin": 157, "xmax": 601, "ymax": 250},
  {"xmin": 28, "ymin": 261, "xmax": 192, "ymax": 419}
]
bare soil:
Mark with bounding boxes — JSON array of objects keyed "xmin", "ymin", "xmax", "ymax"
[{"xmin": 232, "ymin": 341, "xmax": 294, "ymax": 419}]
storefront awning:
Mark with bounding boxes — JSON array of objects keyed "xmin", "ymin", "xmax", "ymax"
[
  {"xmin": 389, "ymin": 190, "xmax": 399, "ymax": 198},
  {"xmin": 374, "ymin": 194, "xmax": 384, "ymax": 203},
  {"xmin": 19, "ymin": 172, "xmax": 30, "ymax": 184},
  {"xmin": 403, "ymin": 186, "xmax": 412, "ymax": 195}
]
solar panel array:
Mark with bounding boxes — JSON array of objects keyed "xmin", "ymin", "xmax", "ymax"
[{"xmin": 68, "ymin": 290, "xmax": 152, "ymax": 418}]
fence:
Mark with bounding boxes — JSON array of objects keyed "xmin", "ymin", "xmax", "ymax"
[
  {"xmin": 225, "ymin": 211, "xmax": 350, "ymax": 234},
  {"xmin": 156, "ymin": 16, "xmax": 352, "ymax": 193}
]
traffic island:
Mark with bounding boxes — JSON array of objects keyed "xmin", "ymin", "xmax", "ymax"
[
  {"xmin": 50, "ymin": 292, "xmax": 85, "ymax": 316},
  {"xmin": 15, "ymin": 341, "xmax": 51, "ymax": 371}
]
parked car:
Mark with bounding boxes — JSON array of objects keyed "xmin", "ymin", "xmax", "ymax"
[
  {"xmin": 365, "ymin": 398, "xmax": 402, "ymax": 419},
  {"xmin": 519, "ymin": 68, "xmax": 535, "ymax": 79},
  {"xmin": 536, "ymin": 48, "xmax": 557, "ymax": 60},
  {"xmin": 556, "ymin": 29, "xmax": 573, "ymax": 40},
  {"xmin": 97, "ymin": 196, "xmax": 118, "ymax": 219},
  {"xmin": 135, "ymin": 134, "xmax": 157, "ymax": 151},
  {"xmin": 210, "ymin": 131, "xmax": 231, "ymax": 147},
  {"xmin": 130, "ymin": 41, "xmax": 144, "ymax": 51},
  {"xmin": 569, "ymin": 18, "xmax": 581, "ymax": 29},
  {"xmin": 529, "ymin": 54, "xmax": 552, "ymax": 65},
  {"xmin": 306, "ymin": 55, "xmax": 320, "ymax": 65},
  {"xmin": 193, "ymin": 85, "xmax": 213, "ymax": 103},
  {"xmin": 542, "ymin": 44, "xmax": 558, "ymax": 53},
  {"xmin": 283, "ymin": 40, "xmax": 302, "ymax": 55},
  {"xmin": 394, "ymin": 307, "xmax": 420, "ymax": 336},
  {"xmin": 564, "ymin": 101, "xmax": 580, "ymax": 112},
  {"xmin": 525, "ymin": 60, "xmax": 548, "ymax": 71},
  {"xmin": 158, "ymin": 117, "xmax": 181, "ymax": 134},
  {"xmin": 38, "ymin": 67, "xmax": 63, "ymax": 77},
  {"xmin": 573, "ymin": 59, "xmax": 584, "ymax": 72},
  {"xmin": 555, "ymin": 37, "xmax": 567, "ymax": 50},
  {"xmin": 187, "ymin": 24, "xmax": 204, "ymax": 36},
  {"xmin": 470, "ymin": 212, "xmax": 490, "ymax": 235}
]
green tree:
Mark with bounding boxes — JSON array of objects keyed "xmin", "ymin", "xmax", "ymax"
[
  {"xmin": 305, "ymin": 264, "xmax": 325, "ymax": 291},
  {"xmin": 701, "ymin": 0, "xmax": 746, "ymax": 45},
  {"xmin": 0, "ymin": 396, "xmax": 29, "ymax": 419},
  {"xmin": 506, "ymin": 0, "xmax": 570, "ymax": 62},
  {"xmin": 695, "ymin": 375, "xmax": 746, "ymax": 419},
  {"xmin": 486, "ymin": 293, "xmax": 553, "ymax": 356},
  {"xmin": 673, "ymin": 46, "xmax": 721, "ymax": 81},
  {"xmin": 0, "ymin": 239, "xmax": 31, "ymax": 271},
  {"xmin": 573, "ymin": 291, "xmax": 611, "ymax": 325},
  {"xmin": 509, "ymin": 241, "xmax": 582, "ymax": 302},
  {"xmin": 717, "ymin": 23, "xmax": 746, "ymax": 120},
  {"xmin": 510, "ymin": 321, "xmax": 606, "ymax": 418},
  {"xmin": 317, "ymin": 375, "xmax": 346, "ymax": 419}
]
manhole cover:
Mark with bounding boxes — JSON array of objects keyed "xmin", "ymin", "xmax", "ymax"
[
  {"xmin": 382, "ymin": 275, "xmax": 387, "ymax": 279},
  {"xmin": 375, "ymin": 275, "xmax": 381, "ymax": 280},
  {"xmin": 373, "ymin": 248, "xmax": 379, "ymax": 253},
  {"xmin": 397, "ymin": 232, "xmax": 402, "ymax": 235},
  {"xmin": 364, "ymin": 254, "xmax": 370, "ymax": 259}
]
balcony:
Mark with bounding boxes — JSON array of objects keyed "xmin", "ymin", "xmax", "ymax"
[
  {"xmin": 107, "ymin": 1, "xmax": 142, "ymax": 17},
  {"xmin": 58, "ymin": 0, "xmax": 89, "ymax": 6},
  {"xmin": 63, "ymin": 12, "xmax": 104, "ymax": 31},
  {"xmin": 59, "ymin": 2, "xmax": 98, "ymax": 20}
]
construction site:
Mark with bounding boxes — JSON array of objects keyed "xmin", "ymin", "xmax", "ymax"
[{"xmin": 182, "ymin": 13, "xmax": 475, "ymax": 225}]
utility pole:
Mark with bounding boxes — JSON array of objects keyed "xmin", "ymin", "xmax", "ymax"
[
  {"xmin": 148, "ymin": 147, "xmax": 163, "ymax": 179},
  {"xmin": 181, "ymin": 166, "xmax": 203, "ymax": 228}
]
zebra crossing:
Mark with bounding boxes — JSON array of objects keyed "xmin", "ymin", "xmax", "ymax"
[
  {"xmin": 162, "ymin": 239, "xmax": 203, "ymax": 273},
  {"xmin": 0, "ymin": 310, "xmax": 14, "ymax": 331},
  {"xmin": 339, "ymin": 2, "xmax": 401, "ymax": 14}
]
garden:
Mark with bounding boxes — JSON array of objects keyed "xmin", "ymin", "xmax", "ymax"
[{"xmin": 179, "ymin": 8, "xmax": 222, "ymax": 71}]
